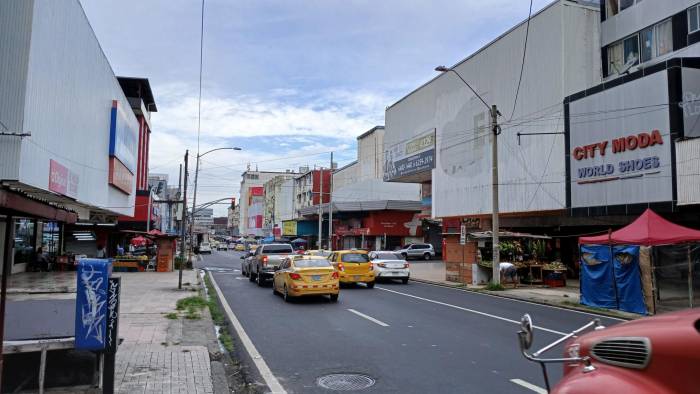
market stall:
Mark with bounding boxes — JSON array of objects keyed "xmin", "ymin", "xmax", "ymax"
[{"xmin": 579, "ymin": 209, "xmax": 700, "ymax": 314}]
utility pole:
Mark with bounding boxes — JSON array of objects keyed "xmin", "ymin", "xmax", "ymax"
[
  {"xmin": 317, "ymin": 167, "xmax": 324, "ymax": 249},
  {"xmin": 328, "ymin": 152, "xmax": 333, "ymax": 251},
  {"xmin": 179, "ymin": 150, "xmax": 189, "ymax": 289},
  {"xmin": 189, "ymin": 153, "xmax": 201, "ymax": 263},
  {"xmin": 490, "ymin": 104, "xmax": 501, "ymax": 286}
]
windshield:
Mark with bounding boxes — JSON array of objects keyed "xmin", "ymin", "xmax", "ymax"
[
  {"xmin": 263, "ymin": 245, "xmax": 294, "ymax": 254},
  {"xmin": 375, "ymin": 253, "xmax": 403, "ymax": 260},
  {"xmin": 341, "ymin": 253, "xmax": 369, "ymax": 263},
  {"xmin": 294, "ymin": 259, "xmax": 332, "ymax": 268}
]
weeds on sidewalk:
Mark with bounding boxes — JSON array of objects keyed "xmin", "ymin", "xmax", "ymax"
[
  {"xmin": 164, "ymin": 312, "xmax": 178, "ymax": 320},
  {"xmin": 177, "ymin": 296, "xmax": 207, "ymax": 320},
  {"xmin": 203, "ymin": 274, "xmax": 235, "ymax": 352},
  {"xmin": 485, "ymin": 282, "xmax": 505, "ymax": 291}
]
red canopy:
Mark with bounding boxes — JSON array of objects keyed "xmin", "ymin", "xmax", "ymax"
[{"xmin": 579, "ymin": 209, "xmax": 700, "ymax": 246}]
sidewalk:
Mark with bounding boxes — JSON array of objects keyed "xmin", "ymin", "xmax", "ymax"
[
  {"xmin": 114, "ymin": 271, "xmax": 221, "ymax": 394},
  {"xmin": 409, "ymin": 261, "xmax": 638, "ymax": 320}
]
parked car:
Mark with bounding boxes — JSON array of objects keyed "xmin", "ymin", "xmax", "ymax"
[
  {"xmin": 396, "ymin": 243, "xmax": 435, "ymax": 260},
  {"xmin": 328, "ymin": 250, "xmax": 375, "ymax": 288},
  {"xmin": 234, "ymin": 243, "xmax": 245, "ymax": 252},
  {"xmin": 245, "ymin": 243, "xmax": 295, "ymax": 286},
  {"xmin": 217, "ymin": 243, "xmax": 228, "ymax": 251},
  {"xmin": 199, "ymin": 242, "xmax": 212, "ymax": 254},
  {"xmin": 273, "ymin": 256, "xmax": 339, "ymax": 302},
  {"xmin": 369, "ymin": 251, "xmax": 410, "ymax": 284},
  {"xmin": 227, "ymin": 243, "xmax": 236, "ymax": 250},
  {"xmin": 516, "ymin": 309, "xmax": 700, "ymax": 394}
]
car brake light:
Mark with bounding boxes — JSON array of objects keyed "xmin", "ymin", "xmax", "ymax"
[
  {"xmin": 337, "ymin": 262, "xmax": 344, "ymax": 272},
  {"xmin": 289, "ymin": 273, "xmax": 302, "ymax": 280},
  {"xmin": 331, "ymin": 272, "xmax": 339, "ymax": 279},
  {"xmin": 404, "ymin": 263, "xmax": 409, "ymax": 268},
  {"xmin": 369, "ymin": 262, "xmax": 373, "ymax": 271},
  {"xmin": 377, "ymin": 263, "xmax": 386, "ymax": 268},
  {"xmin": 262, "ymin": 255, "xmax": 269, "ymax": 266}
]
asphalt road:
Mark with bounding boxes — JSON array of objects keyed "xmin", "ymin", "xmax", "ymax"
[{"xmin": 199, "ymin": 251, "xmax": 624, "ymax": 394}]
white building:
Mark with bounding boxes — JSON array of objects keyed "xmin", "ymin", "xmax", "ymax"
[
  {"xmin": 263, "ymin": 175, "xmax": 296, "ymax": 235},
  {"xmin": 384, "ymin": 0, "xmax": 601, "ymax": 220},
  {"xmin": 333, "ymin": 126, "xmax": 421, "ymax": 203},
  {"xmin": 239, "ymin": 170, "xmax": 295, "ymax": 236}
]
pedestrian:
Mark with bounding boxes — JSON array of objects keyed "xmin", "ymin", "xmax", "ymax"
[
  {"xmin": 33, "ymin": 247, "xmax": 49, "ymax": 272},
  {"xmin": 117, "ymin": 244, "xmax": 125, "ymax": 256},
  {"xmin": 499, "ymin": 262, "xmax": 518, "ymax": 288},
  {"xmin": 96, "ymin": 244, "xmax": 107, "ymax": 258}
]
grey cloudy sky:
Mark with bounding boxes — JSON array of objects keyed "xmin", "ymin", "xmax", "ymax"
[{"xmin": 81, "ymin": 0, "xmax": 552, "ymax": 215}]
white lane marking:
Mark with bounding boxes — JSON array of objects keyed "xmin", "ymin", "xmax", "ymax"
[
  {"xmin": 377, "ymin": 287, "xmax": 566, "ymax": 335},
  {"xmin": 510, "ymin": 379, "xmax": 547, "ymax": 394},
  {"xmin": 412, "ymin": 281, "xmax": 626, "ymax": 322},
  {"xmin": 347, "ymin": 309, "xmax": 390, "ymax": 327},
  {"xmin": 209, "ymin": 273, "xmax": 287, "ymax": 394}
]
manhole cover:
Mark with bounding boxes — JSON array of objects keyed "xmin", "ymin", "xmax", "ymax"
[{"xmin": 317, "ymin": 374, "xmax": 375, "ymax": 391}]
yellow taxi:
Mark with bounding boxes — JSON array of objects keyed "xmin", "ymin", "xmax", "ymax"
[
  {"xmin": 234, "ymin": 244, "xmax": 245, "ymax": 252},
  {"xmin": 273, "ymin": 256, "xmax": 339, "ymax": 302},
  {"xmin": 328, "ymin": 250, "xmax": 375, "ymax": 288}
]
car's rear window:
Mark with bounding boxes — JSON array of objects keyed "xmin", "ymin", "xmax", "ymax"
[
  {"xmin": 201, "ymin": 243, "xmax": 210, "ymax": 247},
  {"xmin": 375, "ymin": 253, "xmax": 403, "ymax": 260},
  {"xmin": 263, "ymin": 245, "xmax": 294, "ymax": 254},
  {"xmin": 341, "ymin": 253, "xmax": 369, "ymax": 263},
  {"xmin": 294, "ymin": 259, "xmax": 332, "ymax": 268}
]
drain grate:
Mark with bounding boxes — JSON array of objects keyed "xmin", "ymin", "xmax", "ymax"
[{"xmin": 317, "ymin": 374, "xmax": 375, "ymax": 391}]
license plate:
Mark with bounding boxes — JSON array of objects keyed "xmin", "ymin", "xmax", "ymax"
[
  {"xmin": 312, "ymin": 275, "xmax": 321, "ymax": 281},
  {"xmin": 391, "ymin": 271, "xmax": 400, "ymax": 275},
  {"xmin": 354, "ymin": 275, "xmax": 361, "ymax": 280}
]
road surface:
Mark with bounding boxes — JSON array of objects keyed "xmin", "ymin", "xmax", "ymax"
[{"xmin": 199, "ymin": 250, "xmax": 623, "ymax": 394}]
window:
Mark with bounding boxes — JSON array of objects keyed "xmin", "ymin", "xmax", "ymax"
[
  {"xmin": 608, "ymin": 18, "xmax": 672, "ymax": 76},
  {"xmin": 606, "ymin": 0, "xmax": 643, "ymax": 17},
  {"xmin": 623, "ymin": 35, "xmax": 640, "ymax": 65},
  {"xmin": 341, "ymin": 253, "xmax": 369, "ymax": 263},
  {"xmin": 690, "ymin": 5, "xmax": 700, "ymax": 34},
  {"xmin": 262, "ymin": 244, "xmax": 294, "ymax": 254},
  {"xmin": 655, "ymin": 19, "xmax": 672, "ymax": 57},
  {"xmin": 294, "ymin": 259, "xmax": 331, "ymax": 268},
  {"xmin": 14, "ymin": 218, "xmax": 35, "ymax": 265},
  {"xmin": 608, "ymin": 41, "xmax": 624, "ymax": 75}
]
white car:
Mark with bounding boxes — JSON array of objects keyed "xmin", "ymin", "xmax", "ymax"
[
  {"xmin": 369, "ymin": 251, "xmax": 410, "ymax": 284},
  {"xmin": 199, "ymin": 242, "xmax": 212, "ymax": 254}
]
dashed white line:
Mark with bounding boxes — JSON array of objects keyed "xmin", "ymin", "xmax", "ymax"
[
  {"xmin": 209, "ymin": 273, "xmax": 287, "ymax": 394},
  {"xmin": 377, "ymin": 287, "xmax": 566, "ymax": 335},
  {"xmin": 347, "ymin": 309, "xmax": 390, "ymax": 327},
  {"xmin": 510, "ymin": 378, "xmax": 547, "ymax": 393}
]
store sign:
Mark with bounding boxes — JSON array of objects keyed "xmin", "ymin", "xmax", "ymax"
[
  {"xmin": 460, "ymin": 224, "xmax": 466, "ymax": 245},
  {"xmin": 282, "ymin": 221, "xmax": 297, "ymax": 236},
  {"xmin": 49, "ymin": 159, "xmax": 79, "ymax": 198},
  {"xmin": 568, "ymin": 71, "xmax": 673, "ymax": 208},
  {"xmin": 249, "ymin": 186, "xmax": 264, "ymax": 197},
  {"xmin": 108, "ymin": 157, "xmax": 133, "ymax": 194},
  {"xmin": 109, "ymin": 100, "xmax": 138, "ymax": 173},
  {"xmin": 384, "ymin": 129, "xmax": 436, "ymax": 181}
]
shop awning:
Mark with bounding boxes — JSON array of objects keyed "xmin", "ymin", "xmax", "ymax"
[
  {"xmin": 578, "ymin": 209, "xmax": 700, "ymax": 246},
  {"xmin": 468, "ymin": 231, "xmax": 551, "ymax": 240},
  {"xmin": 0, "ymin": 188, "xmax": 77, "ymax": 223}
]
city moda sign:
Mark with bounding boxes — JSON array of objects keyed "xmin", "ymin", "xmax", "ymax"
[
  {"xmin": 566, "ymin": 70, "xmax": 673, "ymax": 209},
  {"xmin": 384, "ymin": 128, "xmax": 436, "ymax": 181},
  {"xmin": 109, "ymin": 100, "xmax": 138, "ymax": 173},
  {"xmin": 49, "ymin": 159, "xmax": 79, "ymax": 198}
]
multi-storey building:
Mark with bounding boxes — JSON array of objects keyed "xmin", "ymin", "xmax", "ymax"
[
  {"xmin": 239, "ymin": 170, "xmax": 294, "ymax": 236},
  {"xmin": 263, "ymin": 174, "xmax": 296, "ymax": 236}
]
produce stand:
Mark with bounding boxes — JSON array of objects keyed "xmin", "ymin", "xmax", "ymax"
[
  {"xmin": 112, "ymin": 255, "xmax": 148, "ymax": 272},
  {"xmin": 471, "ymin": 231, "xmax": 553, "ymax": 286}
]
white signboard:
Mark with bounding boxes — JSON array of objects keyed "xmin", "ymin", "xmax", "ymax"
[
  {"xmin": 384, "ymin": 129, "xmax": 436, "ymax": 181},
  {"xmin": 460, "ymin": 224, "xmax": 466, "ymax": 245},
  {"xmin": 568, "ymin": 71, "xmax": 673, "ymax": 208}
]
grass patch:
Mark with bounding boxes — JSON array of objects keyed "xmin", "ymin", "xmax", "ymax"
[
  {"xmin": 204, "ymin": 274, "xmax": 234, "ymax": 352},
  {"xmin": 485, "ymin": 282, "xmax": 505, "ymax": 291},
  {"xmin": 219, "ymin": 327, "xmax": 234, "ymax": 352},
  {"xmin": 164, "ymin": 312, "xmax": 178, "ymax": 320},
  {"xmin": 176, "ymin": 296, "xmax": 207, "ymax": 311}
]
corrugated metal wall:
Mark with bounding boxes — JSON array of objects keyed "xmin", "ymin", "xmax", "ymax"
[
  {"xmin": 676, "ymin": 138, "xmax": 700, "ymax": 205},
  {"xmin": 0, "ymin": 0, "xmax": 34, "ymax": 180},
  {"xmin": 18, "ymin": 0, "xmax": 138, "ymax": 216}
]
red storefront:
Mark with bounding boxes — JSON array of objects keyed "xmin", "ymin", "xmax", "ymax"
[{"xmin": 335, "ymin": 211, "xmax": 423, "ymax": 251}]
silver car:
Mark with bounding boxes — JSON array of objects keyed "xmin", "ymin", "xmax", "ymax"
[{"xmin": 396, "ymin": 243, "xmax": 435, "ymax": 260}]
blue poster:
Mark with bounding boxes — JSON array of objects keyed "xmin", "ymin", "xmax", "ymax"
[
  {"xmin": 613, "ymin": 246, "xmax": 647, "ymax": 315},
  {"xmin": 580, "ymin": 245, "xmax": 617, "ymax": 309},
  {"xmin": 75, "ymin": 259, "xmax": 112, "ymax": 350}
]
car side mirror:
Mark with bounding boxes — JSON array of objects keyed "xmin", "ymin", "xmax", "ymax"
[{"xmin": 519, "ymin": 314, "xmax": 534, "ymax": 350}]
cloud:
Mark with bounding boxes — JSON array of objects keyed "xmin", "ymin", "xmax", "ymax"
[{"xmin": 152, "ymin": 84, "xmax": 387, "ymax": 141}]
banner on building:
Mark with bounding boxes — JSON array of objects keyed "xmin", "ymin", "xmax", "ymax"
[
  {"xmin": 282, "ymin": 220, "xmax": 297, "ymax": 236},
  {"xmin": 109, "ymin": 100, "xmax": 138, "ymax": 173},
  {"xmin": 384, "ymin": 128, "xmax": 436, "ymax": 181},
  {"xmin": 49, "ymin": 159, "xmax": 79, "ymax": 198}
]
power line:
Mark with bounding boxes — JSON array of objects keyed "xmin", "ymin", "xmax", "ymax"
[{"xmin": 509, "ymin": 0, "xmax": 533, "ymax": 121}]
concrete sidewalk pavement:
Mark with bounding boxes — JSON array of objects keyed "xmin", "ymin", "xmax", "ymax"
[{"xmin": 113, "ymin": 270, "xmax": 220, "ymax": 394}]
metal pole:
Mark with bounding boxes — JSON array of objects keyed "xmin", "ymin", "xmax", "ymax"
[
  {"xmin": 318, "ymin": 168, "xmax": 323, "ymax": 249},
  {"xmin": 328, "ymin": 152, "xmax": 334, "ymax": 251},
  {"xmin": 179, "ymin": 151, "xmax": 189, "ymax": 289},
  {"xmin": 146, "ymin": 186, "xmax": 152, "ymax": 232},
  {"xmin": 0, "ymin": 214, "xmax": 15, "ymax": 388},
  {"xmin": 491, "ymin": 105, "xmax": 501, "ymax": 285},
  {"xmin": 688, "ymin": 245, "xmax": 693, "ymax": 308},
  {"xmin": 189, "ymin": 154, "xmax": 200, "ymax": 263}
]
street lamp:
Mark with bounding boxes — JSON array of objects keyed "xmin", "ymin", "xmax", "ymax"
[
  {"xmin": 189, "ymin": 147, "xmax": 242, "ymax": 259},
  {"xmin": 435, "ymin": 65, "xmax": 502, "ymax": 285}
]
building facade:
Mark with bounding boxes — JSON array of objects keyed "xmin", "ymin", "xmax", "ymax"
[
  {"xmin": 263, "ymin": 174, "xmax": 296, "ymax": 236},
  {"xmin": 238, "ymin": 170, "xmax": 292, "ymax": 236}
]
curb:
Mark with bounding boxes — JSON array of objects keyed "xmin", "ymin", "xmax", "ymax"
[{"xmin": 409, "ymin": 277, "xmax": 636, "ymax": 321}]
